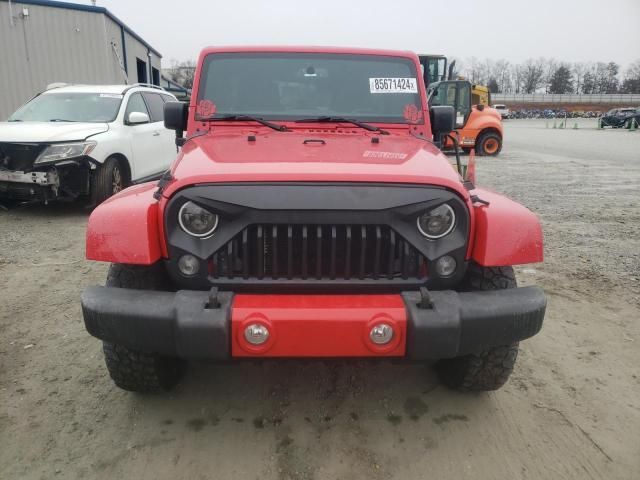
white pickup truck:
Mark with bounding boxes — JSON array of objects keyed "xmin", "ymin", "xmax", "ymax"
[{"xmin": 493, "ymin": 104, "xmax": 510, "ymax": 119}]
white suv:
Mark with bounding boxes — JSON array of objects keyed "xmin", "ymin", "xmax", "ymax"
[{"xmin": 0, "ymin": 84, "xmax": 178, "ymax": 205}]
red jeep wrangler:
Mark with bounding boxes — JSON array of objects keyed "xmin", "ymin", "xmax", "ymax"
[{"xmin": 81, "ymin": 47, "xmax": 546, "ymax": 393}]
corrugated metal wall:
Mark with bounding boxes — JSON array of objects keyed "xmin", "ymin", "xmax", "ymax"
[{"xmin": 0, "ymin": 2, "xmax": 161, "ymax": 120}]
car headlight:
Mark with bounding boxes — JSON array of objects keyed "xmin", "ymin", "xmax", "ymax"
[
  {"xmin": 34, "ymin": 141, "xmax": 97, "ymax": 164},
  {"xmin": 417, "ymin": 204, "xmax": 455, "ymax": 239},
  {"xmin": 178, "ymin": 201, "xmax": 219, "ymax": 237}
]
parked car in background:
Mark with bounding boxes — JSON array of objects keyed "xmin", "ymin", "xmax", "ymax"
[
  {"xmin": 600, "ymin": 107, "xmax": 638, "ymax": 128},
  {"xmin": 0, "ymin": 84, "xmax": 177, "ymax": 205},
  {"xmin": 493, "ymin": 104, "xmax": 510, "ymax": 119}
]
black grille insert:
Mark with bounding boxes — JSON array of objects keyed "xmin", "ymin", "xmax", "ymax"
[
  {"xmin": 211, "ymin": 224, "xmax": 426, "ymax": 281},
  {"xmin": 0, "ymin": 143, "xmax": 46, "ymax": 171}
]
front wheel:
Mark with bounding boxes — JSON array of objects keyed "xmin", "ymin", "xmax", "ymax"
[
  {"xmin": 476, "ymin": 132, "xmax": 502, "ymax": 156},
  {"xmin": 100, "ymin": 263, "xmax": 183, "ymax": 393},
  {"xmin": 436, "ymin": 264, "xmax": 519, "ymax": 392},
  {"xmin": 103, "ymin": 342, "xmax": 183, "ymax": 393},
  {"xmin": 92, "ymin": 157, "xmax": 128, "ymax": 205}
]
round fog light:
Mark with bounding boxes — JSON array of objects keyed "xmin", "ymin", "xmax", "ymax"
[
  {"xmin": 370, "ymin": 323, "xmax": 394, "ymax": 345},
  {"xmin": 178, "ymin": 254, "xmax": 200, "ymax": 276},
  {"xmin": 435, "ymin": 255, "xmax": 457, "ymax": 277},
  {"xmin": 244, "ymin": 324, "xmax": 270, "ymax": 345}
]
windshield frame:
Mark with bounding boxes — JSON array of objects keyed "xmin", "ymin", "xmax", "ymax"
[
  {"xmin": 8, "ymin": 92, "xmax": 123, "ymax": 123},
  {"xmin": 195, "ymin": 52, "xmax": 425, "ymax": 125}
]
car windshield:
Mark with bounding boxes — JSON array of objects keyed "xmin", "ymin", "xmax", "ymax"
[
  {"xmin": 8, "ymin": 92, "xmax": 123, "ymax": 122},
  {"xmin": 196, "ymin": 53, "xmax": 423, "ymax": 124}
]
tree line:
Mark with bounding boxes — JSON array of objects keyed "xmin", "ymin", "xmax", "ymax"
[{"xmin": 452, "ymin": 58, "xmax": 640, "ymax": 95}]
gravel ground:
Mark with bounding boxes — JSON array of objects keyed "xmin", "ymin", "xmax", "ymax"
[{"xmin": 1, "ymin": 119, "xmax": 639, "ymax": 480}]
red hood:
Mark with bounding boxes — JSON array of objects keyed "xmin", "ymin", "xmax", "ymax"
[{"xmin": 163, "ymin": 129, "xmax": 467, "ymax": 198}]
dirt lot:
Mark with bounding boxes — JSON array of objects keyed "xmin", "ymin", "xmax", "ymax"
[{"xmin": 1, "ymin": 119, "xmax": 639, "ymax": 480}]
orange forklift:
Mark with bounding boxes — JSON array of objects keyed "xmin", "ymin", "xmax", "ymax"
[{"xmin": 419, "ymin": 55, "xmax": 503, "ymax": 156}]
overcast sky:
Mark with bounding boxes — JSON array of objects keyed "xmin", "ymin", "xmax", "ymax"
[{"xmin": 99, "ymin": 0, "xmax": 639, "ymax": 68}]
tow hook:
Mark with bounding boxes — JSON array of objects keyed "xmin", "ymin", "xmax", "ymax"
[
  {"xmin": 206, "ymin": 287, "xmax": 220, "ymax": 309},
  {"xmin": 418, "ymin": 286, "xmax": 434, "ymax": 309}
]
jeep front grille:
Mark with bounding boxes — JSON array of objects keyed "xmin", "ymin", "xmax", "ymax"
[{"xmin": 210, "ymin": 224, "xmax": 426, "ymax": 282}]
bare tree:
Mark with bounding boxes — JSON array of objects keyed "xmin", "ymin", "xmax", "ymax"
[
  {"xmin": 572, "ymin": 62, "xmax": 587, "ymax": 94},
  {"xmin": 543, "ymin": 58, "xmax": 558, "ymax": 93},
  {"xmin": 166, "ymin": 59, "xmax": 196, "ymax": 89},
  {"xmin": 621, "ymin": 59, "xmax": 640, "ymax": 93},
  {"xmin": 521, "ymin": 58, "xmax": 546, "ymax": 93},
  {"xmin": 493, "ymin": 59, "xmax": 511, "ymax": 93}
]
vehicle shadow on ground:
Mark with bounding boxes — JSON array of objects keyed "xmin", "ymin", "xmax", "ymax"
[
  {"xmin": 124, "ymin": 359, "xmax": 491, "ymax": 446},
  {"xmin": 0, "ymin": 201, "xmax": 90, "ymax": 218}
]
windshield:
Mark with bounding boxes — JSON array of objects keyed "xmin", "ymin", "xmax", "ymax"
[
  {"xmin": 197, "ymin": 53, "xmax": 423, "ymax": 124},
  {"xmin": 8, "ymin": 92, "xmax": 123, "ymax": 122}
]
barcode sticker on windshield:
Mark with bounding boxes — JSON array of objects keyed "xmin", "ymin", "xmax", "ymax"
[{"xmin": 369, "ymin": 78, "xmax": 418, "ymax": 94}]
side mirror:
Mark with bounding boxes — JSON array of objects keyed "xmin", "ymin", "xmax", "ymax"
[
  {"xmin": 127, "ymin": 111, "xmax": 150, "ymax": 125},
  {"xmin": 164, "ymin": 101, "xmax": 189, "ymax": 146},
  {"xmin": 430, "ymin": 105, "xmax": 455, "ymax": 138}
]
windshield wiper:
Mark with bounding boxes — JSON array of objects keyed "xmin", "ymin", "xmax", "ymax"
[
  {"xmin": 201, "ymin": 114, "xmax": 288, "ymax": 132},
  {"xmin": 7, "ymin": 119, "xmax": 22, "ymax": 122},
  {"xmin": 49, "ymin": 118, "xmax": 74, "ymax": 122},
  {"xmin": 295, "ymin": 116, "xmax": 389, "ymax": 135}
]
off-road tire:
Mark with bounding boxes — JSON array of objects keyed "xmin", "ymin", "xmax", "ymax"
[
  {"xmin": 102, "ymin": 342, "xmax": 183, "ymax": 393},
  {"xmin": 476, "ymin": 132, "xmax": 502, "ymax": 156},
  {"xmin": 106, "ymin": 262, "xmax": 172, "ymax": 291},
  {"xmin": 92, "ymin": 156, "xmax": 128, "ymax": 205},
  {"xmin": 460, "ymin": 263, "xmax": 517, "ymax": 291},
  {"xmin": 101, "ymin": 263, "xmax": 183, "ymax": 393},
  {"xmin": 436, "ymin": 264, "xmax": 519, "ymax": 392}
]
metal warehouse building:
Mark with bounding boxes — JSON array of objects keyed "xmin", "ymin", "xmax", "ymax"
[{"xmin": 0, "ymin": 0, "xmax": 162, "ymax": 119}]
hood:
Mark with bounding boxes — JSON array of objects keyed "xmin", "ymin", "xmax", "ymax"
[
  {"xmin": 0, "ymin": 122, "xmax": 108, "ymax": 143},
  {"xmin": 165, "ymin": 129, "xmax": 467, "ymax": 197}
]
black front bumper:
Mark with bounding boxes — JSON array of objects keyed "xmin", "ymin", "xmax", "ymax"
[{"xmin": 81, "ymin": 286, "xmax": 546, "ymax": 360}]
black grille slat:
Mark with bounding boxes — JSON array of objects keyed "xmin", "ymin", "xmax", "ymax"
[
  {"xmin": 287, "ymin": 226, "xmax": 293, "ymax": 279},
  {"xmin": 316, "ymin": 226, "xmax": 322, "ymax": 280},
  {"xmin": 211, "ymin": 223, "xmax": 425, "ymax": 284},
  {"xmin": 227, "ymin": 240, "xmax": 234, "ymax": 278},
  {"xmin": 302, "ymin": 225, "xmax": 308, "ymax": 279},
  {"xmin": 242, "ymin": 229, "xmax": 249, "ymax": 279},
  {"xmin": 272, "ymin": 226, "xmax": 278, "ymax": 279},
  {"xmin": 373, "ymin": 226, "xmax": 381, "ymax": 279},
  {"xmin": 330, "ymin": 226, "xmax": 337, "ymax": 279},
  {"xmin": 345, "ymin": 226, "xmax": 352, "ymax": 280},
  {"xmin": 388, "ymin": 230, "xmax": 396, "ymax": 280},
  {"xmin": 402, "ymin": 242, "xmax": 410, "ymax": 279},
  {"xmin": 257, "ymin": 226, "xmax": 264, "ymax": 279},
  {"xmin": 359, "ymin": 226, "xmax": 367, "ymax": 279}
]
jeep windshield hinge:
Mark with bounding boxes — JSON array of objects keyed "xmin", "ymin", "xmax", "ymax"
[
  {"xmin": 153, "ymin": 170, "xmax": 173, "ymax": 200},
  {"xmin": 470, "ymin": 195, "xmax": 490, "ymax": 206}
]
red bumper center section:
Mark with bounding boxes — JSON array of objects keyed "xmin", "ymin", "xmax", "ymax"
[{"xmin": 231, "ymin": 294, "xmax": 407, "ymax": 357}]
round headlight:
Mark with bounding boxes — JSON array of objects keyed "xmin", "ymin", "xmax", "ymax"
[
  {"xmin": 435, "ymin": 255, "xmax": 457, "ymax": 277},
  {"xmin": 417, "ymin": 204, "xmax": 455, "ymax": 239},
  {"xmin": 178, "ymin": 201, "xmax": 218, "ymax": 237},
  {"xmin": 178, "ymin": 254, "xmax": 200, "ymax": 276}
]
